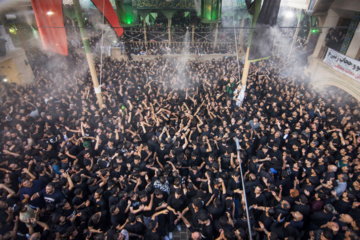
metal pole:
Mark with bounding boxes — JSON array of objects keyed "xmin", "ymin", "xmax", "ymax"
[
  {"xmin": 143, "ymin": 18, "xmax": 147, "ymax": 45},
  {"xmin": 168, "ymin": 18, "xmax": 171, "ymax": 45},
  {"xmin": 288, "ymin": 12, "xmax": 301, "ymax": 59},
  {"xmin": 238, "ymin": 17, "xmax": 245, "ymax": 45},
  {"xmin": 73, "ymin": 0, "xmax": 103, "ymax": 108},
  {"xmin": 213, "ymin": 22, "xmax": 219, "ymax": 48},
  {"xmin": 236, "ymin": 138, "xmax": 253, "ymax": 240},
  {"xmin": 191, "ymin": 23, "xmax": 195, "ymax": 46},
  {"xmin": 240, "ymin": 0, "xmax": 261, "ymax": 88}
]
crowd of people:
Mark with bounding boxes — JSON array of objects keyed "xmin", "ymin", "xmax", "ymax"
[
  {"xmin": 325, "ymin": 28, "xmax": 346, "ymax": 52},
  {"xmin": 0, "ymin": 40, "xmax": 359, "ymax": 240},
  {"xmin": 121, "ymin": 41, "xmax": 236, "ymax": 56}
]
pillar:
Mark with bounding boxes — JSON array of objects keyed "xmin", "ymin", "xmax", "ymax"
[
  {"xmin": 192, "ymin": 23, "xmax": 195, "ymax": 46},
  {"xmin": 346, "ymin": 21, "xmax": 360, "ymax": 58},
  {"xmin": 288, "ymin": 14, "xmax": 302, "ymax": 58},
  {"xmin": 238, "ymin": 18, "xmax": 245, "ymax": 45},
  {"xmin": 312, "ymin": 9, "xmax": 339, "ymax": 58},
  {"xmin": 143, "ymin": 18, "xmax": 147, "ymax": 45},
  {"xmin": 213, "ymin": 23, "xmax": 219, "ymax": 48},
  {"xmin": 73, "ymin": 0, "xmax": 103, "ymax": 108},
  {"xmin": 168, "ymin": 18, "xmax": 171, "ymax": 45}
]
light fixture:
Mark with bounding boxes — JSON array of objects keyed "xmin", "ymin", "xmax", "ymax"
[
  {"xmin": 284, "ymin": 10, "xmax": 295, "ymax": 19},
  {"xmin": 3, "ymin": 78, "xmax": 7, "ymax": 82},
  {"xmin": 46, "ymin": 11, "xmax": 54, "ymax": 16}
]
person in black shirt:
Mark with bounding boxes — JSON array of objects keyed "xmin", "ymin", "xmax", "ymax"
[
  {"xmin": 248, "ymin": 185, "xmax": 267, "ymax": 219},
  {"xmin": 166, "ymin": 188, "xmax": 189, "ymax": 238},
  {"xmin": 30, "ymin": 182, "xmax": 65, "ymax": 207},
  {"xmin": 123, "ymin": 213, "xmax": 146, "ymax": 238},
  {"xmin": 52, "ymin": 213, "xmax": 71, "ymax": 236},
  {"xmin": 154, "ymin": 142, "xmax": 170, "ymax": 169},
  {"xmin": 145, "ymin": 209, "xmax": 169, "ymax": 240},
  {"xmin": 88, "ymin": 210, "xmax": 109, "ymax": 233},
  {"xmin": 309, "ymin": 204, "xmax": 335, "ymax": 230},
  {"xmin": 109, "ymin": 205, "xmax": 123, "ymax": 228},
  {"xmin": 197, "ymin": 210, "xmax": 215, "ymax": 240},
  {"xmin": 90, "ymin": 188, "xmax": 107, "ymax": 212},
  {"xmin": 138, "ymin": 191, "xmax": 154, "ymax": 227},
  {"xmin": 28, "ymin": 219, "xmax": 50, "ymax": 240}
]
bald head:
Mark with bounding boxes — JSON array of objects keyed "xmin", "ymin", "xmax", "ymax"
[
  {"xmin": 191, "ymin": 231, "xmax": 201, "ymax": 240},
  {"xmin": 328, "ymin": 165, "xmax": 337, "ymax": 172},
  {"xmin": 294, "ymin": 211, "xmax": 303, "ymax": 221}
]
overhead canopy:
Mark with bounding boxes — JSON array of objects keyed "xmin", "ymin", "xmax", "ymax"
[{"xmin": 136, "ymin": 0, "xmax": 195, "ymax": 9}]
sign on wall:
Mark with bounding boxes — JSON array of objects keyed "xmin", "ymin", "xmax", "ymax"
[
  {"xmin": 324, "ymin": 48, "xmax": 360, "ymax": 81},
  {"xmin": 339, "ymin": 12, "xmax": 360, "ymax": 55}
]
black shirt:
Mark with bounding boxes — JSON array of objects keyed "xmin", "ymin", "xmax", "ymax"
[
  {"xmin": 125, "ymin": 221, "xmax": 146, "ymax": 235},
  {"xmin": 167, "ymin": 194, "xmax": 189, "ymax": 212}
]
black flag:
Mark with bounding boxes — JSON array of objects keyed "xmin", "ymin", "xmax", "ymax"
[
  {"xmin": 248, "ymin": 0, "xmax": 281, "ymax": 61},
  {"xmin": 245, "ymin": 0, "xmax": 256, "ymax": 15}
]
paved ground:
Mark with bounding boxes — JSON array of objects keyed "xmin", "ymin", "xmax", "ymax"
[{"xmin": 172, "ymin": 222, "xmax": 190, "ymax": 240}]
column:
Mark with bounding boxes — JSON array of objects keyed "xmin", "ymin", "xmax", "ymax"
[
  {"xmin": 312, "ymin": 9, "xmax": 339, "ymax": 58},
  {"xmin": 213, "ymin": 22, "xmax": 218, "ymax": 48},
  {"xmin": 192, "ymin": 23, "xmax": 195, "ymax": 46},
  {"xmin": 238, "ymin": 17, "xmax": 245, "ymax": 45},
  {"xmin": 168, "ymin": 18, "xmax": 171, "ymax": 45},
  {"xmin": 143, "ymin": 18, "xmax": 147, "ymax": 45}
]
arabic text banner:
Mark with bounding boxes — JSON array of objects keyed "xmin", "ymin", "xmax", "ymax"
[{"xmin": 323, "ymin": 48, "xmax": 360, "ymax": 81}]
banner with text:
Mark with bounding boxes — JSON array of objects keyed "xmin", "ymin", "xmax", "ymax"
[{"xmin": 324, "ymin": 48, "xmax": 360, "ymax": 81}]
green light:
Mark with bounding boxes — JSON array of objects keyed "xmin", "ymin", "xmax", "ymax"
[
  {"xmin": 201, "ymin": 0, "xmax": 221, "ymax": 23},
  {"xmin": 311, "ymin": 28, "xmax": 319, "ymax": 33},
  {"xmin": 116, "ymin": 0, "xmax": 137, "ymax": 26}
]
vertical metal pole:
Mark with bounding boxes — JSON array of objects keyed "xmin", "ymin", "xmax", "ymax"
[
  {"xmin": 17, "ymin": 26, "xmax": 28, "ymax": 53},
  {"xmin": 240, "ymin": 0, "xmax": 262, "ymax": 88},
  {"xmin": 168, "ymin": 18, "xmax": 171, "ymax": 45},
  {"xmin": 213, "ymin": 22, "xmax": 219, "ymax": 48},
  {"xmin": 288, "ymin": 13, "xmax": 301, "ymax": 58},
  {"xmin": 71, "ymin": 19, "xmax": 79, "ymax": 45},
  {"xmin": 241, "ymin": 47, "xmax": 250, "ymax": 85},
  {"xmin": 143, "ymin": 18, "xmax": 147, "ymax": 45},
  {"xmin": 73, "ymin": 0, "xmax": 103, "ymax": 108},
  {"xmin": 236, "ymin": 138, "xmax": 253, "ymax": 240},
  {"xmin": 191, "ymin": 23, "xmax": 195, "ymax": 46},
  {"xmin": 238, "ymin": 17, "xmax": 245, "ymax": 45}
]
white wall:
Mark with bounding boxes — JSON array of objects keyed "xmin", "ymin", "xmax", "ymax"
[
  {"xmin": 281, "ymin": 0, "xmax": 310, "ymax": 9},
  {"xmin": 331, "ymin": 0, "xmax": 360, "ymax": 13},
  {"xmin": 312, "ymin": 9, "xmax": 340, "ymax": 58}
]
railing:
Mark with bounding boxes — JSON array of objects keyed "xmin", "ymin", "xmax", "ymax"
[{"xmin": 120, "ymin": 27, "xmax": 250, "ymax": 45}]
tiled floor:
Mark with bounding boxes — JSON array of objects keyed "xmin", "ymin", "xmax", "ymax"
[{"xmin": 172, "ymin": 222, "xmax": 190, "ymax": 240}]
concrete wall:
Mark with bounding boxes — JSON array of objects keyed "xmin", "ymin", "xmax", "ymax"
[
  {"xmin": 331, "ymin": 0, "xmax": 360, "ymax": 13},
  {"xmin": 312, "ymin": 9, "xmax": 340, "ymax": 58},
  {"xmin": 281, "ymin": 0, "xmax": 310, "ymax": 9},
  {"xmin": 0, "ymin": 48, "xmax": 34, "ymax": 85},
  {"xmin": 346, "ymin": 22, "xmax": 360, "ymax": 59},
  {"xmin": 309, "ymin": 57, "xmax": 360, "ymax": 101}
]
